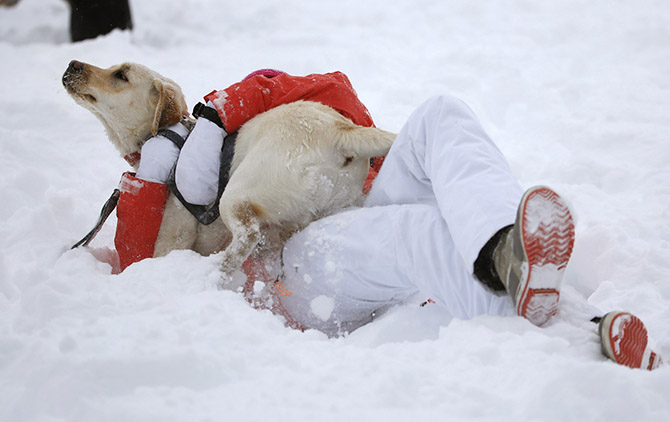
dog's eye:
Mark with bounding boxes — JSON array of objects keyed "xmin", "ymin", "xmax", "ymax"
[{"xmin": 114, "ymin": 70, "xmax": 128, "ymax": 82}]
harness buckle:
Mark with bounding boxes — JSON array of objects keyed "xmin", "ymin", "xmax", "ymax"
[{"xmin": 192, "ymin": 102, "xmax": 224, "ymax": 129}]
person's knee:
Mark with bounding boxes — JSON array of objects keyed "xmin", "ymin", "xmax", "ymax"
[
  {"xmin": 413, "ymin": 94, "xmax": 480, "ymax": 135},
  {"xmin": 423, "ymin": 94, "xmax": 471, "ymax": 114}
]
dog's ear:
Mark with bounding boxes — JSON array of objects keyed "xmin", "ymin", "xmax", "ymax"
[{"xmin": 151, "ymin": 79, "xmax": 187, "ymax": 136}]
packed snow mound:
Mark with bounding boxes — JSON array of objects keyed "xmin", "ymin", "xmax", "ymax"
[{"xmin": 1, "ymin": 0, "xmax": 669, "ymax": 421}]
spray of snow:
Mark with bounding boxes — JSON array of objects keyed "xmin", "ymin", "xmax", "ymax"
[{"xmin": 310, "ymin": 295, "xmax": 336, "ymax": 322}]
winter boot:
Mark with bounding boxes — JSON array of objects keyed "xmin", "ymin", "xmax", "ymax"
[
  {"xmin": 492, "ymin": 186, "xmax": 575, "ymax": 326},
  {"xmin": 598, "ymin": 311, "xmax": 663, "ymax": 370},
  {"xmin": 115, "ymin": 172, "xmax": 170, "ymax": 271}
]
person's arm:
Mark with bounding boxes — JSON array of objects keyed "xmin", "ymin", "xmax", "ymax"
[{"xmin": 115, "ymin": 123, "xmax": 189, "ymax": 271}]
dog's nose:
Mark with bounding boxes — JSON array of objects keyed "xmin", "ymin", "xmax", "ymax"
[
  {"xmin": 68, "ymin": 60, "xmax": 84, "ymax": 73},
  {"xmin": 63, "ymin": 60, "xmax": 86, "ymax": 88}
]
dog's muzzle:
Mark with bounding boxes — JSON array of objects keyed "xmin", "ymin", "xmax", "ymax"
[
  {"xmin": 62, "ymin": 60, "xmax": 96, "ymax": 102},
  {"xmin": 62, "ymin": 60, "xmax": 86, "ymax": 90}
]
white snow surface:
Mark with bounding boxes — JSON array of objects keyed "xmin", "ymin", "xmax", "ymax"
[{"xmin": 2, "ymin": 0, "xmax": 670, "ymax": 421}]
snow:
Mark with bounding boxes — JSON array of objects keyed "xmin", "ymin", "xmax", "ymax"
[
  {"xmin": 1, "ymin": 0, "xmax": 670, "ymax": 421},
  {"xmin": 310, "ymin": 295, "xmax": 335, "ymax": 322}
]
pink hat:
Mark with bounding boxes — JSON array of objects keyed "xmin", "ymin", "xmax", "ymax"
[{"xmin": 243, "ymin": 68, "xmax": 287, "ymax": 81}]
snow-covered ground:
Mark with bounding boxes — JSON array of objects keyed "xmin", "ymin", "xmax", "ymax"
[{"xmin": 1, "ymin": 0, "xmax": 669, "ymax": 420}]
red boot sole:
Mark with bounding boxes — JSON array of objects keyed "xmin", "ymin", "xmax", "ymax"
[{"xmin": 517, "ymin": 187, "xmax": 575, "ymax": 326}]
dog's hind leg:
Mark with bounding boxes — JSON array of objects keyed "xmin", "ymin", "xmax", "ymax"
[{"xmin": 218, "ymin": 200, "xmax": 266, "ymax": 288}]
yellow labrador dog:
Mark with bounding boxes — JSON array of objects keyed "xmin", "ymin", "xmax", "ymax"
[{"xmin": 62, "ymin": 60, "xmax": 396, "ymax": 284}]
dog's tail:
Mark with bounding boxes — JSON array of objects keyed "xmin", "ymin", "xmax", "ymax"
[{"xmin": 334, "ymin": 119, "xmax": 397, "ymax": 158}]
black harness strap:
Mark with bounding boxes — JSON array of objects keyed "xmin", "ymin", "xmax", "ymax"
[
  {"xmin": 71, "ymin": 189, "xmax": 120, "ymax": 249},
  {"xmin": 156, "ymin": 128, "xmax": 186, "ymax": 149},
  {"xmin": 192, "ymin": 102, "xmax": 224, "ymax": 129},
  {"xmin": 167, "ymin": 131, "xmax": 237, "ymax": 225}
]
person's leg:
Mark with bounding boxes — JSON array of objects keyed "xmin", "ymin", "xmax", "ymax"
[
  {"xmin": 366, "ymin": 95, "xmax": 523, "ymax": 271},
  {"xmin": 366, "ymin": 95, "xmax": 576, "ymax": 326},
  {"xmin": 278, "ymin": 205, "xmax": 514, "ymax": 336}
]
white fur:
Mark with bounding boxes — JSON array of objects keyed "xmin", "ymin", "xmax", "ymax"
[{"xmin": 63, "ymin": 61, "xmax": 397, "ymax": 284}]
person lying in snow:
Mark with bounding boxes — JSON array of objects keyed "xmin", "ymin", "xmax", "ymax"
[{"xmin": 117, "ymin": 69, "xmax": 663, "ymax": 371}]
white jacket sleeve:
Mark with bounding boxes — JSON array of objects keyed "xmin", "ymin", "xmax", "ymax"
[
  {"xmin": 135, "ymin": 123, "xmax": 188, "ymax": 183},
  {"xmin": 174, "ymin": 101, "xmax": 227, "ymax": 205}
]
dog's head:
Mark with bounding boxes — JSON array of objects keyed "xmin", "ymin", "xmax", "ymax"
[{"xmin": 62, "ymin": 60, "xmax": 188, "ymax": 156}]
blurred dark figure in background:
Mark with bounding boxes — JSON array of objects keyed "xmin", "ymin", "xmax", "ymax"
[
  {"xmin": 1, "ymin": 0, "xmax": 132, "ymax": 42},
  {"xmin": 67, "ymin": 0, "xmax": 133, "ymax": 42}
]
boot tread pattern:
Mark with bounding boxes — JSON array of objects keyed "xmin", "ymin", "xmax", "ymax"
[
  {"xmin": 601, "ymin": 312, "xmax": 663, "ymax": 370},
  {"xmin": 517, "ymin": 186, "xmax": 575, "ymax": 326}
]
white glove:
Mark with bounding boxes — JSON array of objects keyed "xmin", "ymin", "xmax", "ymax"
[
  {"xmin": 135, "ymin": 123, "xmax": 188, "ymax": 183},
  {"xmin": 175, "ymin": 101, "xmax": 227, "ymax": 205}
]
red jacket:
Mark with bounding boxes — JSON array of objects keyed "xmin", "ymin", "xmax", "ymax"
[
  {"xmin": 204, "ymin": 71, "xmax": 384, "ymax": 191},
  {"xmin": 204, "ymin": 71, "xmax": 374, "ymax": 132}
]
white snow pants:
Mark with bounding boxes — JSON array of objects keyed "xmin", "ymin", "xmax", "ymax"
[{"xmin": 278, "ymin": 95, "xmax": 524, "ymax": 336}]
